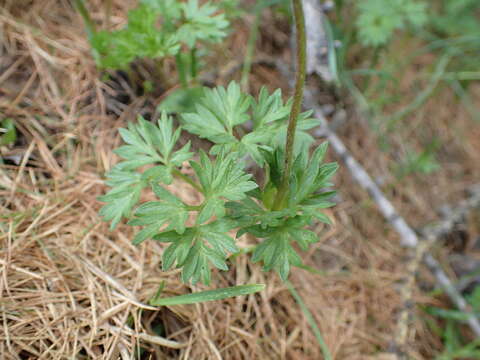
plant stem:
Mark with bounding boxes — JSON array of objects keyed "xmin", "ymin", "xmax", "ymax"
[
  {"xmin": 273, "ymin": 0, "xmax": 307, "ymax": 210},
  {"xmin": 172, "ymin": 168, "xmax": 202, "ymax": 192},
  {"xmin": 105, "ymin": 0, "xmax": 112, "ymax": 28},
  {"xmin": 362, "ymin": 45, "xmax": 381, "ymax": 92},
  {"xmin": 190, "ymin": 47, "xmax": 198, "ymax": 84},
  {"xmin": 74, "ymin": 0, "xmax": 96, "ymax": 40},
  {"xmin": 175, "ymin": 53, "xmax": 188, "ymax": 89},
  {"xmin": 240, "ymin": 13, "xmax": 260, "ymax": 92},
  {"xmin": 186, "ymin": 205, "xmax": 203, "ymax": 211}
]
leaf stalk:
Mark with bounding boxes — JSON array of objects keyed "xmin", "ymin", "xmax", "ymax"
[{"xmin": 172, "ymin": 168, "xmax": 202, "ymax": 192}]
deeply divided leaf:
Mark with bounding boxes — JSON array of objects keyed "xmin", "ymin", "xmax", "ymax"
[{"xmin": 153, "ymin": 221, "xmax": 239, "ymax": 285}]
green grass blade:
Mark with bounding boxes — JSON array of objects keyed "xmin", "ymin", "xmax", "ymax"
[
  {"xmin": 241, "ymin": 0, "xmax": 284, "ymax": 91},
  {"xmin": 150, "ymin": 284, "xmax": 265, "ymax": 306},
  {"xmin": 240, "ymin": 13, "xmax": 260, "ymax": 91},
  {"xmin": 323, "ymin": 16, "xmax": 339, "ymax": 85},
  {"xmin": 73, "ymin": 0, "xmax": 96, "ymax": 40},
  {"xmin": 449, "ymin": 79, "xmax": 480, "ymax": 123},
  {"xmin": 386, "ymin": 54, "xmax": 450, "ymax": 131},
  {"xmin": 286, "ymin": 280, "xmax": 332, "ymax": 360}
]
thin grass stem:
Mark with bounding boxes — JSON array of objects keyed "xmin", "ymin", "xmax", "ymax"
[
  {"xmin": 172, "ymin": 168, "xmax": 202, "ymax": 192},
  {"xmin": 286, "ymin": 281, "xmax": 332, "ymax": 360}
]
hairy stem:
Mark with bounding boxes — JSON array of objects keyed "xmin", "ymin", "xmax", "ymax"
[{"xmin": 273, "ymin": 0, "xmax": 306, "ymax": 210}]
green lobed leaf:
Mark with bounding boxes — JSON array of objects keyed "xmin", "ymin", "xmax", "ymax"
[
  {"xmin": 251, "ymin": 87, "xmax": 291, "ymax": 128},
  {"xmin": 190, "ymin": 151, "xmax": 257, "ymax": 223},
  {"xmin": 129, "ymin": 183, "xmax": 189, "ymax": 244},
  {"xmin": 114, "ymin": 113, "xmax": 192, "ymax": 179},
  {"xmin": 251, "ymin": 232, "xmax": 303, "ymax": 281},
  {"xmin": 98, "ymin": 168, "xmax": 145, "ymax": 229},
  {"xmin": 355, "ymin": 0, "xmax": 427, "ymax": 47},
  {"xmin": 182, "ymin": 81, "xmax": 250, "ymax": 139},
  {"xmin": 178, "ymin": 0, "xmax": 229, "ymax": 48},
  {"xmin": 154, "ymin": 220, "xmax": 239, "ymax": 285},
  {"xmin": 99, "ymin": 113, "xmax": 193, "ymax": 230}
]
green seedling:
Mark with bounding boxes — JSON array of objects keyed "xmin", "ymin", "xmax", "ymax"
[
  {"xmin": 98, "ymin": 0, "xmax": 337, "ymax": 286},
  {"xmin": 95, "ymin": 2, "xmax": 334, "ymax": 355},
  {"xmin": 98, "ymin": 83, "xmax": 337, "ymax": 285},
  {"xmin": 355, "ymin": 0, "xmax": 428, "ymax": 47},
  {"xmin": 395, "ymin": 140, "xmax": 441, "ymax": 178},
  {"xmin": 76, "ymin": 0, "xmax": 239, "ymax": 113},
  {"xmin": 425, "ymin": 286, "xmax": 480, "ymax": 359},
  {"xmin": 87, "ymin": 0, "xmax": 228, "ymax": 70},
  {"xmin": 77, "ymin": 0, "xmax": 230, "ymax": 101}
]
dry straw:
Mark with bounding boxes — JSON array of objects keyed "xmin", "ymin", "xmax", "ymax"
[{"xmin": 1, "ymin": 0, "xmax": 480, "ymax": 359}]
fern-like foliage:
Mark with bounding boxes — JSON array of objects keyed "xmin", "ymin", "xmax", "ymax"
[
  {"xmin": 355, "ymin": 0, "xmax": 428, "ymax": 47},
  {"xmin": 182, "ymin": 82, "xmax": 317, "ymax": 165}
]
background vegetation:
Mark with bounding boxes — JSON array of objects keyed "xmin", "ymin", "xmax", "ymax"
[{"xmin": 1, "ymin": 0, "xmax": 479, "ymax": 358}]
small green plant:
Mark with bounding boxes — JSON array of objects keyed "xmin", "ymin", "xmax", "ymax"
[
  {"xmin": 425, "ymin": 286, "xmax": 480, "ymax": 359},
  {"xmin": 395, "ymin": 140, "xmax": 441, "ymax": 178},
  {"xmin": 88, "ymin": 0, "xmax": 228, "ymax": 70},
  {"xmin": 0, "ymin": 118, "xmax": 16, "ymax": 146},
  {"xmin": 432, "ymin": 0, "xmax": 480, "ymax": 38},
  {"xmin": 98, "ymin": 0, "xmax": 337, "ymax": 286},
  {"xmin": 0, "ymin": 118, "xmax": 17, "ymax": 165},
  {"xmin": 99, "ymin": 83, "xmax": 337, "ymax": 284},
  {"xmin": 355, "ymin": 0, "xmax": 428, "ymax": 47},
  {"xmin": 76, "ymin": 0, "xmax": 230, "ymax": 95}
]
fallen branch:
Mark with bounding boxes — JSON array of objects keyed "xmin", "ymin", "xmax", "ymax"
[{"xmin": 304, "ymin": 90, "xmax": 480, "ymax": 349}]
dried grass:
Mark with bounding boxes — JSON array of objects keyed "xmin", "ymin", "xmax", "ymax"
[{"xmin": 1, "ymin": 1, "xmax": 479, "ymax": 359}]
